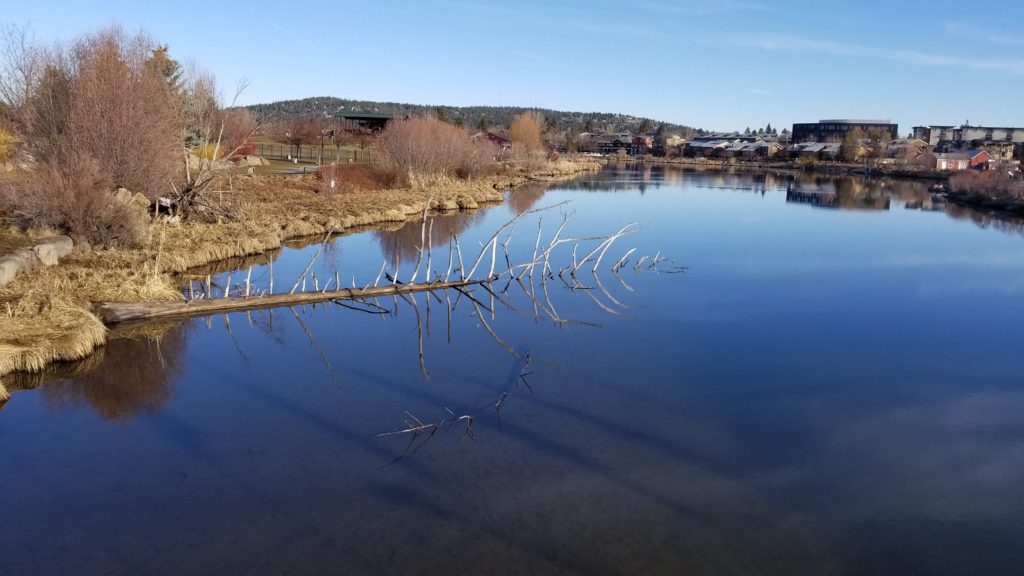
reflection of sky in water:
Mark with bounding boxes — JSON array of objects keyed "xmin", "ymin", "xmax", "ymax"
[{"xmin": 2, "ymin": 166, "xmax": 1024, "ymax": 575}]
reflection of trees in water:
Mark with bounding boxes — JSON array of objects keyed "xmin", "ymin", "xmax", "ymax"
[
  {"xmin": 945, "ymin": 203, "xmax": 1024, "ymax": 236},
  {"xmin": 508, "ymin": 183, "xmax": 549, "ymax": 215},
  {"xmin": 560, "ymin": 162, "xmax": 664, "ymax": 193},
  {"xmin": 40, "ymin": 322, "xmax": 187, "ymax": 421},
  {"xmin": 373, "ymin": 211, "xmax": 487, "ymax": 266}
]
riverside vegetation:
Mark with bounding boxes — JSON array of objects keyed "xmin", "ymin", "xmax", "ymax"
[{"xmin": 0, "ymin": 25, "xmax": 601, "ymax": 396}]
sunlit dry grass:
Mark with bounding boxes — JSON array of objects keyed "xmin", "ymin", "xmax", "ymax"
[{"xmin": 0, "ymin": 295, "xmax": 107, "ymax": 377}]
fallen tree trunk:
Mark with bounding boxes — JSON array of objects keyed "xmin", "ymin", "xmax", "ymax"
[{"xmin": 95, "ymin": 278, "xmax": 489, "ymax": 325}]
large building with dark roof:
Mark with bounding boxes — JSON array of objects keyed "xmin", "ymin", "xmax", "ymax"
[{"xmin": 791, "ymin": 119, "xmax": 899, "ymax": 143}]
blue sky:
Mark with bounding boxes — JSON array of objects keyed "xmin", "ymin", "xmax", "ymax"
[{"xmin": 5, "ymin": 1, "xmax": 1024, "ymax": 133}]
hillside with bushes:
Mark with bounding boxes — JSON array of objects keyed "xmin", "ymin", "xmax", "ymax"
[{"xmin": 247, "ymin": 97, "xmax": 700, "ymax": 136}]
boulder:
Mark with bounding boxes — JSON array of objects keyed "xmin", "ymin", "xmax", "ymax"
[
  {"xmin": 111, "ymin": 188, "xmax": 152, "ymax": 214},
  {"xmin": 72, "ymin": 236, "xmax": 92, "ymax": 253},
  {"xmin": 31, "ymin": 235, "xmax": 74, "ymax": 266},
  {"xmin": 0, "ymin": 249, "xmax": 39, "ymax": 286},
  {"xmin": 0, "ymin": 256, "xmax": 21, "ymax": 286},
  {"xmin": 11, "ymin": 248, "xmax": 39, "ymax": 271}
]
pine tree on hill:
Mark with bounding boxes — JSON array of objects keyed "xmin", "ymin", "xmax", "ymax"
[{"xmin": 245, "ymin": 97, "xmax": 700, "ymax": 136}]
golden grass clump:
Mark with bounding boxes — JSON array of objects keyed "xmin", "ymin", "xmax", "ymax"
[{"xmin": 0, "ymin": 295, "xmax": 107, "ymax": 377}]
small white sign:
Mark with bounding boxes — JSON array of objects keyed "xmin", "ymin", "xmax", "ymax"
[{"xmin": 158, "ymin": 197, "xmax": 173, "ymax": 208}]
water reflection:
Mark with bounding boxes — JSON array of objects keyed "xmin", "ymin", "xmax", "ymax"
[
  {"xmin": 565, "ymin": 164, "xmax": 1024, "ymax": 236},
  {"xmin": 4, "ymin": 323, "xmax": 188, "ymax": 421},
  {"xmin": 508, "ymin": 182, "xmax": 549, "ymax": 214},
  {"xmin": 3, "ymin": 165, "xmax": 1024, "ymax": 574},
  {"xmin": 786, "ymin": 178, "xmax": 892, "ymax": 211},
  {"xmin": 373, "ymin": 211, "xmax": 486, "ymax": 265}
]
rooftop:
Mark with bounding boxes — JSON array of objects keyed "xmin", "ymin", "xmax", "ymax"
[{"xmin": 816, "ymin": 119, "xmax": 893, "ymax": 124}]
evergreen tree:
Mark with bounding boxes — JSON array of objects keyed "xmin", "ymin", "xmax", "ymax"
[{"xmin": 147, "ymin": 45, "xmax": 183, "ymax": 95}]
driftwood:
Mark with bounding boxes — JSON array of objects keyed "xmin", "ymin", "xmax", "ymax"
[
  {"xmin": 95, "ymin": 279, "xmax": 488, "ymax": 324},
  {"xmin": 95, "ymin": 200, "xmax": 677, "ymax": 326}
]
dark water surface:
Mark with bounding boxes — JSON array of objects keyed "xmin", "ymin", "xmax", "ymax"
[{"xmin": 3, "ymin": 166, "xmax": 1024, "ymax": 575}]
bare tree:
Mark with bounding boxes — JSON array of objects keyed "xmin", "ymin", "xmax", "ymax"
[
  {"xmin": 509, "ymin": 112, "xmax": 544, "ymax": 154},
  {"xmin": 276, "ymin": 116, "xmax": 318, "ymax": 159},
  {"xmin": 220, "ymin": 108, "xmax": 257, "ymax": 157},
  {"xmin": 0, "ymin": 24, "xmax": 42, "ymax": 114},
  {"xmin": 65, "ymin": 27, "xmax": 181, "ymax": 197},
  {"xmin": 174, "ymin": 76, "xmax": 255, "ymax": 219}
]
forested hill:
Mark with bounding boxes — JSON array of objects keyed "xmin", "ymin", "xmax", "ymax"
[{"xmin": 246, "ymin": 97, "xmax": 699, "ymax": 135}]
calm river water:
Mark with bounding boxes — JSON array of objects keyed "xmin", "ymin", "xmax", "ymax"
[{"xmin": 3, "ymin": 165, "xmax": 1024, "ymax": 575}]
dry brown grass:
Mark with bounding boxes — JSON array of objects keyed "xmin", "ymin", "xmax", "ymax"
[
  {"xmin": 0, "ymin": 225, "xmax": 48, "ymax": 253},
  {"xmin": 949, "ymin": 170, "xmax": 1024, "ymax": 200},
  {"xmin": 0, "ymin": 295, "xmax": 106, "ymax": 376}
]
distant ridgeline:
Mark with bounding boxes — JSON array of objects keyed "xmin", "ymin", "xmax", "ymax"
[{"xmin": 245, "ymin": 96, "xmax": 699, "ymax": 135}]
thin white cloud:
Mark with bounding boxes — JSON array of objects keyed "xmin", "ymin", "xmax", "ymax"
[
  {"xmin": 504, "ymin": 49, "xmax": 566, "ymax": 70},
  {"xmin": 944, "ymin": 21, "xmax": 1024, "ymax": 47},
  {"xmin": 726, "ymin": 33, "xmax": 1024, "ymax": 76},
  {"xmin": 636, "ymin": 0, "xmax": 769, "ymax": 14},
  {"xmin": 261, "ymin": 18, "xmax": 317, "ymax": 50},
  {"xmin": 749, "ymin": 88, "xmax": 771, "ymax": 95}
]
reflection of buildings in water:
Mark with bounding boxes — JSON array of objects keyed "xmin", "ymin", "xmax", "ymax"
[
  {"xmin": 786, "ymin": 177, "xmax": 893, "ymax": 211},
  {"xmin": 373, "ymin": 211, "xmax": 487, "ymax": 266},
  {"xmin": 904, "ymin": 194, "xmax": 947, "ymax": 212},
  {"xmin": 786, "ymin": 188, "xmax": 840, "ymax": 208},
  {"xmin": 39, "ymin": 323, "xmax": 188, "ymax": 421}
]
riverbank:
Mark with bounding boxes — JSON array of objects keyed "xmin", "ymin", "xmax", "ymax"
[
  {"xmin": 944, "ymin": 190, "xmax": 1024, "ymax": 217},
  {"xmin": 0, "ymin": 157, "xmax": 602, "ymax": 397},
  {"xmin": 941, "ymin": 170, "xmax": 1024, "ymax": 218}
]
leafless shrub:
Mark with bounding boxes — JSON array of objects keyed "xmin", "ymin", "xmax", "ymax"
[
  {"xmin": 0, "ymin": 154, "xmax": 148, "ymax": 246},
  {"xmin": 220, "ymin": 108, "xmax": 257, "ymax": 157},
  {"xmin": 379, "ymin": 117, "xmax": 492, "ymax": 183},
  {"xmin": 949, "ymin": 170, "xmax": 1024, "ymax": 200},
  {"xmin": 64, "ymin": 28, "xmax": 181, "ymax": 197},
  {"xmin": 315, "ymin": 163, "xmax": 398, "ymax": 196},
  {"xmin": 0, "ymin": 25, "xmax": 195, "ymax": 244}
]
